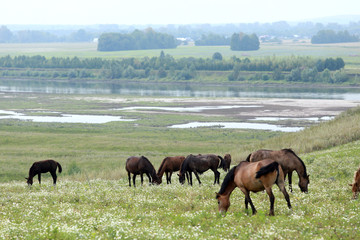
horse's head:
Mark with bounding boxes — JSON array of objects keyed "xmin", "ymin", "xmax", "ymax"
[
  {"xmin": 299, "ymin": 174, "xmax": 310, "ymax": 193},
  {"xmin": 152, "ymin": 174, "xmax": 161, "ymax": 185},
  {"xmin": 178, "ymin": 173, "xmax": 185, "ymax": 184},
  {"xmin": 216, "ymin": 192, "xmax": 229, "ymax": 215},
  {"xmin": 25, "ymin": 177, "xmax": 33, "ymax": 186}
]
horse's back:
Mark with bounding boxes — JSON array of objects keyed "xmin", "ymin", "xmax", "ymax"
[
  {"xmin": 32, "ymin": 159, "xmax": 58, "ymax": 173},
  {"xmin": 188, "ymin": 154, "xmax": 219, "ymax": 172},
  {"xmin": 249, "ymin": 149, "xmax": 274, "ymax": 162},
  {"xmin": 235, "ymin": 159, "xmax": 279, "ymax": 192},
  {"xmin": 126, "ymin": 156, "xmax": 141, "ymax": 173}
]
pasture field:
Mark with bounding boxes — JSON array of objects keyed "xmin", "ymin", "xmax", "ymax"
[
  {"xmin": 0, "ymin": 92, "xmax": 360, "ymax": 239},
  {"xmin": 0, "ymin": 41, "xmax": 359, "ymax": 66},
  {"xmin": 0, "ymin": 141, "xmax": 359, "ymax": 239}
]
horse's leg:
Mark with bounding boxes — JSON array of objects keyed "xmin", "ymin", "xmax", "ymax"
[
  {"xmin": 132, "ymin": 174, "xmax": 137, "ymax": 187},
  {"xmin": 38, "ymin": 173, "xmax": 41, "ymax": 185},
  {"xmin": 265, "ymin": 187, "xmax": 275, "ymax": 216},
  {"xmin": 140, "ymin": 174, "xmax": 144, "ymax": 185},
  {"xmin": 189, "ymin": 172, "xmax": 193, "ymax": 186},
  {"xmin": 128, "ymin": 172, "xmax": 131, "ymax": 187},
  {"xmin": 244, "ymin": 198, "xmax": 249, "ymax": 210},
  {"xmin": 193, "ymin": 171, "xmax": 202, "ymax": 185},
  {"xmin": 168, "ymin": 172, "xmax": 172, "ymax": 184},
  {"xmin": 185, "ymin": 172, "xmax": 190, "ymax": 184},
  {"xmin": 288, "ymin": 172, "xmax": 293, "ymax": 192},
  {"xmin": 277, "ymin": 181, "xmax": 292, "ymax": 209},
  {"xmin": 146, "ymin": 173, "xmax": 152, "ymax": 184},
  {"xmin": 242, "ymin": 190, "xmax": 257, "ymax": 215},
  {"xmin": 166, "ymin": 172, "xmax": 170, "ymax": 184},
  {"xmin": 214, "ymin": 170, "xmax": 220, "ymax": 184},
  {"xmin": 50, "ymin": 171, "xmax": 57, "ymax": 185}
]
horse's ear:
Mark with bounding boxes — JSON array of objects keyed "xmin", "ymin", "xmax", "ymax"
[
  {"xmin": 25, "ymin": 177, "xmax": 28, "ymax": 180},
  {"xmin": 349, "ymin": 183, "xmax": 353, "ymax": 186}
]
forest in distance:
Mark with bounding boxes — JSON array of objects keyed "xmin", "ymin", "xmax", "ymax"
[{"xmin": 0, "ymin": 53, "xmax": 348, "ymax": 83}]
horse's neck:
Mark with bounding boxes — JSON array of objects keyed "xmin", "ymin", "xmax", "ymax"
[
  {"xmin": 157, "ymin": 161, "xmax": 166, "ymax": 177},
  {"xmin": 292, "ymin": 157, "xmax": 306, "ymax": 179},
  {"xmin": 222, "ymin": 181, "xmax": 237, "ymax": 196}
]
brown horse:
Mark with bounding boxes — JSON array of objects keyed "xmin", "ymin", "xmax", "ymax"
[
  {"xmin": 246, "ymin": 149, "xmax": 310, "ymax": 193},
  {"xmin": 125, "ymin": 156, "xmax": 161, "ymax": 187},
  {"xmin": 178, "ymin": 154, "xmax": 224, "ymax": 185},
  {"xmin": 349, "ymin": 166, "xmax": 360, "ymax": 199},
  {"xmin": 222, "ymin": 154, "xmax": 232, "ymax": 172},
  {"xmin": 216, "ymin": 159, "xmax": 292, "ymax": 216},
  {"xmin": 157, "ymin": 156, "xmax": 185, "ymax": 184},
  {"xmin": 26, "ymin": 159, "xmax": 62, "ymax": 185}
]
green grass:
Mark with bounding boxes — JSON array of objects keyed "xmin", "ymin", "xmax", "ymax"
[
  {"xmin": 0, "ymin": 140, "xmax": 359, "ymax": 239},
  {"xmin": 1, "ymin": 92, "xmax": 360, "ymax": 239},
  {"xmin": 1, "ymin": 40, "xmax": 359, "ymax": 62}
]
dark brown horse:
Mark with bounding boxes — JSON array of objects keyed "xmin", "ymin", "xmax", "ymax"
[
  {"xmin": 26, "ymin": 159, "xmax": 62, "ymax": 185},
  {"xmin": 216, "ymin": 159, "xmax": 291, "ymax": 216},
  {"xmin": 125, "ymin": 156, "xmax": 161, "ymax": 187},
  {"xmin": 178, "ymin": 154, "xmax": 224, "ymax": 185},
  {"xmin": 221, "ymin": 154, "xmax": 232, "ymax": 172},
  {"xmin": 157, "ymin": 156, "xmax": 185, "ymax": 184},
  {"xmin": 246, "ymin": 149, "xmax": 310, "ymax": 192}
]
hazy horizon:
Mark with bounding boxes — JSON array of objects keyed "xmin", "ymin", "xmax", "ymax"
[{"xmin": 1, "ymin": 0, "xmax": 360, "ymax": 26}]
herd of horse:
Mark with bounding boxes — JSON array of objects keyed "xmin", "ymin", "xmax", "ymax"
[{"xmin": 25, "ymin": 148, "xmax": 359, "ymax": 216}]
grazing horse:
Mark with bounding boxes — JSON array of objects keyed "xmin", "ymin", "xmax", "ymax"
[
  {"xmin": 221, "ymin": 154, "xmax": 232, "ymax": 172},
  {"xmin": 125, "ymin": 156, "xmax": 161, "ymax": 187},
  {"xmin": 216, "ymin": 159, "xmax": 292, "ymax": 216},
  {"xmin": 178, "ymin": 154, "xmax": 224, "ymax": 185},
  {"xmin": 26, "ymin": 159, "xmax": 62, "ymax": 185},
  {"xmin": 246, "ymin": 149, "xmax": 310, "ymax": 192},
  {"xmin": 157, "ymin": 156, "xmax": 185, "ymax": 184},
  {"xmin": 349, "ymin": 166, "xmax": 360, "ymax": 199}
]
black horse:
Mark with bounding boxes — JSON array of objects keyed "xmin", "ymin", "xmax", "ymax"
[
  {"xmin": 26, "ymin": 159, "xmax": 62, "ymax": 185},
  {"xmin": 178, "ymin": 154, "xmax": 224, "ymax": 185},
  {"xmin": 125, "ymin": 156, "xmax": 161, "ymax": 187}
]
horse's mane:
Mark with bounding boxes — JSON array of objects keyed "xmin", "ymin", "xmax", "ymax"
[
  {"xmin": 157, "ymin": 157, "xmax": 168, "ymax": 174},
  {"xmin": 180, "ymin": 155, "xmax": 191, "ymax": 174},
  {"xmin": 218, "ymin": 166, "xmax": 236, "ymax": 194},
  {"xmin": 141, "ymin": 156, "xmax": 156, "ymax": 174},
  {"xmin": 282, "ymin": 149, "xmax": 308, "ymax": 177}
]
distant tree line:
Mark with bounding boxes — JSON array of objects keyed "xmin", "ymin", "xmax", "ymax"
[
  {"xmin": 97, "ymin": 28, "xmax": 177, "ymax": 51},
  {"xmin": 0, "ymin": 53, "xmax": 347, "ymax": 83},
  {"xmin": 195, "ymin": 34, "xmax": 230, "ymax": 46},
  {"xmin": 230, "ymin": 33, "xmax": 260, "ymax": 51},
  {"xmin": 0, "ymin": 26, "xmax": 94, "ymax": 43},
  {"xmin": 311, "ymin": 30, "xmax": 359, "ymax": 44}
]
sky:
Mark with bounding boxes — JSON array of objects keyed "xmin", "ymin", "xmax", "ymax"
[{"xmin": 1, "ymin": 0, "xmax": 359, "ymax": 25}]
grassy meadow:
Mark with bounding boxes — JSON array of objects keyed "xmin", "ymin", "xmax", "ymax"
[{"xmin": 0, "ymin": 92, "xmax": 360, "ymax": 239}]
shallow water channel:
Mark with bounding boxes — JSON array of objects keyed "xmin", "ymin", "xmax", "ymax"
[{"xmin": 1, "ymin": 80, "xmax": 359, "ymax": 132}]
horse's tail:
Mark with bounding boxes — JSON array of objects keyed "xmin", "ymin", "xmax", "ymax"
[
  {"xmin": 255, "ymin": 162, "xmax": 279, "ymax": 179},
  {"xmin": 57, "ymin": 162, "xmax": 62, "ymax": 173},
  {"xmin": 217, "ymin": 155, "xmax": 225, "ymax": 170},
  {"xmin": 245, "ymin": 153, "xmax": 252, "ymax": 162}
]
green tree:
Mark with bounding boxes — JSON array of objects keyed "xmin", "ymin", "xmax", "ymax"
[
  {"xmin": 212, "ymin": 52, "xmax": 223, "ymax": 61},
  {"xmin": 0, "ymin": 26, "xmax": 13, "ymax": 43},
  {"xmin": 230, "ymin": 32, "xmax": 260, "ymax": 51}
]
